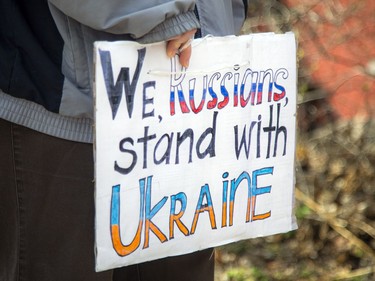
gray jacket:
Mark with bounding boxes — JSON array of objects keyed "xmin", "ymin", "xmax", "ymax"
[{"xmin": 0, "ymin": 0, "xmax": 247, "ymax": 143}]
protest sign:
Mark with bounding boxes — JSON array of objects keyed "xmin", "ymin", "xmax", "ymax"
[{"xmin": 94, "ymin": 33, "xmax": 297, "ymax": 271}]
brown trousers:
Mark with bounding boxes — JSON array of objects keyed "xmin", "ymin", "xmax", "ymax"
[{"xmin": 0, "ymin": 118, "xmax": 214, "ymax": 281}]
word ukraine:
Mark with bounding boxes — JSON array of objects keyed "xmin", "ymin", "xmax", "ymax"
[{"xmin": 111, "ymin": 167, "xmax": 274, "ymax": 256}]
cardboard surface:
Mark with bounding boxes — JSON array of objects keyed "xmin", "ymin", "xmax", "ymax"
[{"xmin": 94, "ymin": 33, "xmax": 297, "ymax": 271}]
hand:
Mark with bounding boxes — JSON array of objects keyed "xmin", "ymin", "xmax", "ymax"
[{"xmin": 166, "ymin": 29, "xmax": 197, "ymax": 68}]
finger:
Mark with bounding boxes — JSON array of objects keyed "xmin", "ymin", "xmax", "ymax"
[
  {"xmin": 166, "ymin": 40, "xmax": 180, "ymax": 58},
  {"xmin": 179, "ymin": 45, "xmax": 192, "ymax": 68},
  {"xmin": 178, "ymin": 38, "xmax": 192, "ymax": 53},
  {"xmin": 166, "ymin": 29, "xmax": 196, "ymax": 58},
  {"xmin": 183, "ymin": 29, "xmax": 197, "ymax": 40}
]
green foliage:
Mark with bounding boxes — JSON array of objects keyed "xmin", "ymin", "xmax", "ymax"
[{"xmin": 295, "ymin": 204, "xmax": 311, "ymax": 220}]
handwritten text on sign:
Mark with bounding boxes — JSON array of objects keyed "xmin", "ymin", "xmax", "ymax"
[{"xmin": 94, "ymin": 33, "xmax": 297, "ymax": 271}]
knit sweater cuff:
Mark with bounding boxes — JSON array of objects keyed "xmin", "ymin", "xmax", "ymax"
[{"xmin": 135, "ymin": 10, "xmax": 200, "ymax": 44}]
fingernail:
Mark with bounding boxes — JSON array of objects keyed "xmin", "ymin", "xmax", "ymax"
[{"xmin": 167, "ymin": 50, "xmax": 174, "ymax": 58}]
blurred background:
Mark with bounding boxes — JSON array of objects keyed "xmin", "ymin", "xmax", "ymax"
[{"xmin": 215, "ymin": 1, "xmax": 375, "ymax": 280}]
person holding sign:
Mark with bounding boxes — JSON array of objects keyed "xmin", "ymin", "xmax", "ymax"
[{"xmin": 0, "ymin": 1, "xmax": 248, "ymax": 281}]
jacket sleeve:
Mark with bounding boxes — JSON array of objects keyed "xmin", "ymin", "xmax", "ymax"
[
  {"xmin": 47, "ymin": 0, "xmax": 200, "ymax": 43},
  {"xmin": 232, "ymin": 0, "xmax": 249, "ymax": 33}
]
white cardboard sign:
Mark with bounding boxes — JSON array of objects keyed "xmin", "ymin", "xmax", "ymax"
[{"xmin": 94, "ymin": 33, "xmax": 297, "ymax": 271}]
